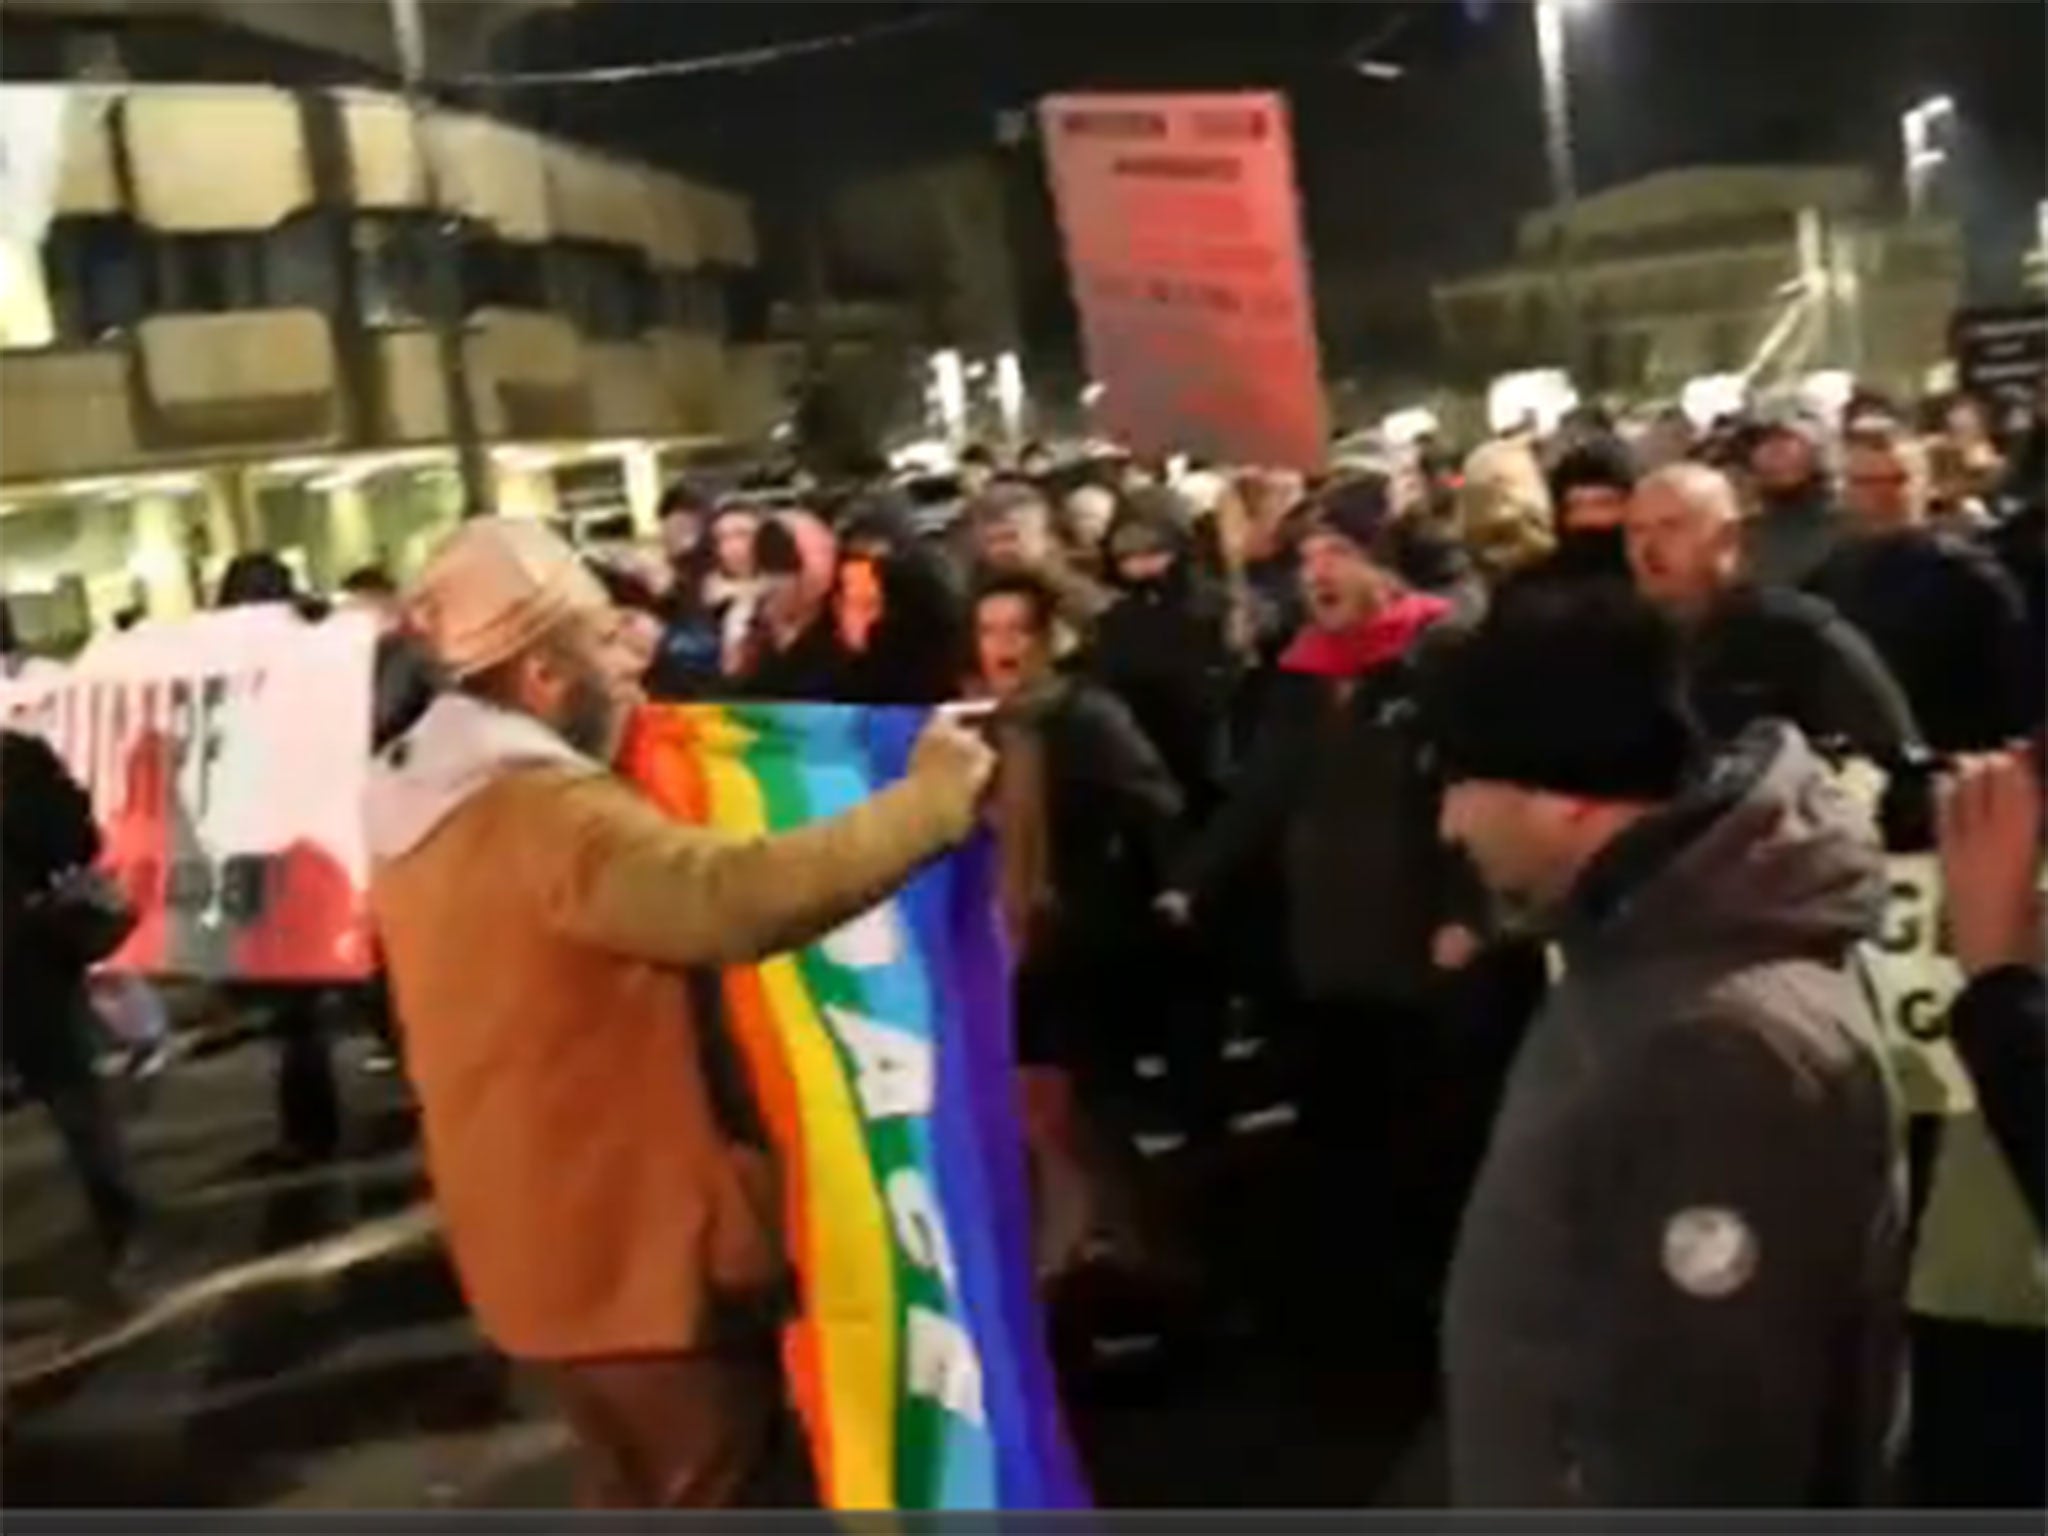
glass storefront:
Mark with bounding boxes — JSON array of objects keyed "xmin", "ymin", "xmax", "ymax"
[
  {"xmin": 0, "ymin": 479, "xmax": 208, "ymax": 651},
  {"xmin": 0, "ymin": 454, "xmax": 465, "ymax": 653}
]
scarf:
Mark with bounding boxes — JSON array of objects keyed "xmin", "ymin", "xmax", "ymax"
[{"xmin": 1279, "ymin": 591, "xmax": 1452, "ymax": 680}]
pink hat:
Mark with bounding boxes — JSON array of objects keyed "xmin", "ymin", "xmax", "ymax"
[{"xmin": 406, "ymin": 520, "xmax": 609, "ymax": 680}]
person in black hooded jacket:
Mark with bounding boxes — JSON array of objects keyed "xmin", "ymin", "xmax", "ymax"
[
  {"xmin": 1087, "ymin": 486, "xmax": 1237, "ymax": 816},
  {"xmin": 1511, "ymin": 434, "xmax": 1640, "ymax": 594}
]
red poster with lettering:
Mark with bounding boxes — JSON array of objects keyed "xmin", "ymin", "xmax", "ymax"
[{"xmin": 1040, "ymin": 92, "xmax": 1327, "ymax": 471}]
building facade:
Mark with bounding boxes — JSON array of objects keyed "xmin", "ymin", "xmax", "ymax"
[
  {"xmin": 0, "ymin": 80, "xmax": 775, "ymax": 649},
  {"xmin": 1431, "ymin": 165, "xmax": 1963, "ymax": 406}
]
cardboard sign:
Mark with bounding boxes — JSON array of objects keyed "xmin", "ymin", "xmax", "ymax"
[
  {"xmin": 1951, "ymin": 303, "xmax": 2048, "ymax": 426},
  {"xmin": 1, "ymin": 607, "xmax": 379, "ymax": 981},
  {"xmin": 1040, "ymin": 92, "xmax": 1327, "ymax": 470},
  {"xmin": 1858, "ymin": 854, "xmax": 2047, "ymax": 1330}
]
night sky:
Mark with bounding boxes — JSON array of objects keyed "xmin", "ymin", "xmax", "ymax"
[{"xmin": 493, "ymin": 1, "xmax": 2047, "ymax": 365}]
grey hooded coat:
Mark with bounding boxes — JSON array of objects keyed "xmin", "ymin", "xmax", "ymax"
[{"xmin": 1445, "ymin": 723, "xmax": 1907, "ymax": 1507}]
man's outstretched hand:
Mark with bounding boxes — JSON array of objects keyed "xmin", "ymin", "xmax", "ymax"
[
  {"xmin": 1938, "ymin": 747, "xmax": 2044, "ymax": 978},
  {"xmin": 911, "ymin": 713, "xmax": 999, "ymax": 805}
]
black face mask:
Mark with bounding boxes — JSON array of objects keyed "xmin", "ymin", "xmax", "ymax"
[{"xmin": 1552, "ymin": 525, "xmax": 1630, "ymax": 577}]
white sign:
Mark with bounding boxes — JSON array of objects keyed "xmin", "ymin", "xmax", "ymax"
[{"xmin": 1, "ymin": 607, "xmax": 381, "ymax": 980}]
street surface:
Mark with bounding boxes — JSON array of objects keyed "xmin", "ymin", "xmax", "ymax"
[{"xmin": 2, "ymin": 1030, "xmax": 1440, "ymax": 1509}]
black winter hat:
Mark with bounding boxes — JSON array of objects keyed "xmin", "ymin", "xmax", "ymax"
[
  {"xmin": 1421, "ymin": 581, "xmax": 1699, "ymax": 801},
  {"xmin": 1548, "ymin": 435, "xmax": 1638, "ymax": 510},
  {"xmin": 1303, "ymin": 471, "xmax": 1394, "ymax": 556}
]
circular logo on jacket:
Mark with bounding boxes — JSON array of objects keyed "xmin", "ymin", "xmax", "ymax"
[{"xmin": 1661, "ymin": 1206, "xmax": 1758, "ymax": 1299}]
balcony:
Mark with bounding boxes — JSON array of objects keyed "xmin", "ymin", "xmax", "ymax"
[
  {"xmin": 468, "ymin": 309, "xmax": 587, "ymax": 439},
  {"xmin": 136, "ymin": 311, "xmax": 339, "ymax": 446},
  {"xmin": 0, "ymin": 348, "xmax": 140, "ymax": 483}
]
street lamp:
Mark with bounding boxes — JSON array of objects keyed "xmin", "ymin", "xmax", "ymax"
[
  {"xmin": 1534, "ymin": 0, "xmax": 1593, "ymax": 380},
  {"xmin": 1901, "ymin": 94, "xmax": 1956, "ymax": 220}
]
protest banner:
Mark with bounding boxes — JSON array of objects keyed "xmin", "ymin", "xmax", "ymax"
[
  {"xmin": 1951, "ymin": 302, "xmax": 2048, "ymax": 429},
  {"xmin": 1040, "ymin": 90, "xmax": 1327, "ymax": 470},
  {"xmin": 1860, "ymin": 853, "xmax": 2047, "ymax": 1330},
  {"xmin": 625, "ymin": 702, "xmax": 1086, "ymax": 1512},
  {"xmin": 0, "ymin": 607, "xmax": 380, "ymax": 982}
]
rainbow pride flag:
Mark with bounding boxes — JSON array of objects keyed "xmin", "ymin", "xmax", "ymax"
[{"xmin": 625, "ymin": 702, "xmax": 1088, "ymax": 1512}]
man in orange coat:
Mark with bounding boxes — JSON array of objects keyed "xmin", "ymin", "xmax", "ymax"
[{"xmin": 365, "ymin": 520, "xmax": 994, "ymax": 1507}]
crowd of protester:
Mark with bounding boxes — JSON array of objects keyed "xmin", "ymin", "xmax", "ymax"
[{"xmin": 2, "ymin": 383, "xmax": 2043, "ymax": 1510}]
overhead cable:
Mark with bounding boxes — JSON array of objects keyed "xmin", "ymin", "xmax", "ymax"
[{"xmin": 441, "ymin": 6, "xmax": 957, "ymax": 89}]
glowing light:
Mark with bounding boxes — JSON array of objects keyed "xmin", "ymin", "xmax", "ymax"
[
  {"xmin": 1381, "ymin": 407, "xmax": 1439, "ymax": 447},
  {"xmin": 1680, "ymin": 374, "xmax": 1748, "ymax": 430},
  {"xmin": 1487, "ymin": 369, "xmax": 1579, "ymax": 436}
]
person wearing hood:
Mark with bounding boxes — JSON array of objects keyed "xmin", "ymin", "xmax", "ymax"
[
  {"xmin": 1532, "ymin": 435, "xmax": 1639, "ymax": 586},
  {"xmin": 1808, "ymin": 418, "xmax": 2034, "ymax": 751},
  {"xmin": 1741, "ymin": 413, "xmax": 1846, "ymax": 588},
  {"xmin": 1163, "ymin": 473, "xmax": 1483, "ymax": 1304},
  {"xmin": 1088, "ymin": 486, "xmax": 1236, "ymax": 815},
  {"xmin": 1625, "ymin": 462, "xmax": 1921, "ymax": 762},
  {"xmin": 364, "ymin": 519, "xmax": 994, "ymax": 1507},
  {"xmin": 644, "ymin": 482, "xmax": 724, "ymax": 699},
  {"xmin": 703, "ymin": 505, "xmax": 764, "ymax": 676},
  {"xmin": 730, "ymin": 512, "xmax": 840, "ymax": 700},
  {"xmin": 1425, "ymin": 582, "xmax": 1904, "ymax": 1507},
  {"xmin": 830, "ymin": 542, "xmax": 967, "ymax": 706}
]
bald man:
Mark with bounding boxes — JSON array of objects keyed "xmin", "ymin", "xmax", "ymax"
[{"xmin": 1627, "ymin": 464, "xmax": 1920, "ymax": 761}]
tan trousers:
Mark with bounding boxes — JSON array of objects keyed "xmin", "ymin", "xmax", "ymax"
[{"xmin": 543, "ymin": 1350, "xmax": 811, "ymax": 1509}]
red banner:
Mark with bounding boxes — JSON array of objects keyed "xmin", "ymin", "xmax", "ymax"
[{"xmin": 1040, "ymin": 92, "xmax": 1327, "ymax": 471}]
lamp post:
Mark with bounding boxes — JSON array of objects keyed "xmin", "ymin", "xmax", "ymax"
[
  {"xmin": 389, "ymin": 0, "xmax": 491, "ymax": 519},
  {"xmin": 1535, "ymin": 0, "xmax": 1589, "ymax": 380},
  {"xmin": 1901, "ymin": 94, "xmax": 1955, "ymax": 221}
]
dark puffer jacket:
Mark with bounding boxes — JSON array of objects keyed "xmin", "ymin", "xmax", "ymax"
[
  {"xmin": 1680, "ymin": 583, "xmax": 1921, "ymax": 761},
  {"xmin": 1446, "ymin": 723, "xmax": 1904, "ymax": 1507},
  {"xmin": 1806, "ymin": 529, "xmax": 2032, "ymax": 752}
]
